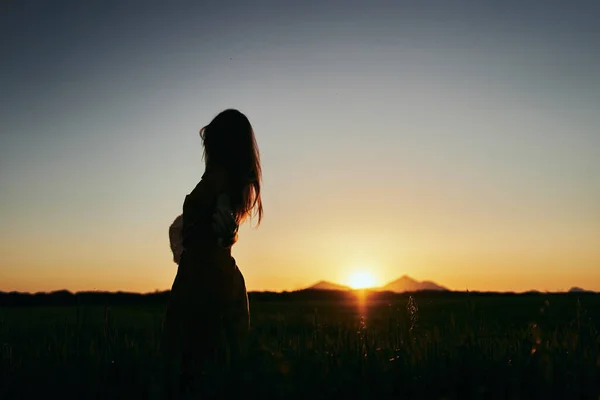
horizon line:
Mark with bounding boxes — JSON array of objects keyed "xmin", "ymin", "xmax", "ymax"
[{"xmin": 1, "ymin": 288, "xmax": 595, "ymax": 296}]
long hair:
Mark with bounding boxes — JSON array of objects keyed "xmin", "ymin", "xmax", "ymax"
[{"xmin": 200, "ymin": 109, "xmax": 263, "ymax": 226}]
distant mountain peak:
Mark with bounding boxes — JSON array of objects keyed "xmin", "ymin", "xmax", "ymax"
[
  {"xmin": 395, "ymin": 275, "xmax": 417, "ymax": 282},
  {"xmin": 304, "ymin": 275, "xmax": 447, "ymax": 293},
  {"xmin": 378, "ymin": 275, "xmax": 447, "ymax": 293},
  {"xmin": 307, "ymin": 281, "xmax": 351, "ymax": 291},
  {"xmin": 569, "ymin": 286, "xmax": 593, "ymax": 293}
]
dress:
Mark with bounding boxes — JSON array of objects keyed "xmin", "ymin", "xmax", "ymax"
[{"xmin": 164, "ymin": 166, "xmax": 250, "ymax": 390}]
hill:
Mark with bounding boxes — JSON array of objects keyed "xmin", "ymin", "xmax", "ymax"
[
  {"xmin": 569, "ymin": 286, "xmax": 594, "ymax": 293},
  {"xmin": 304, "ymin": 275, "xmax": 448, "ymax": 293},
  {"xmin": 307, "ymin": 281, "xmax": 352, "ymax": 291},
  {"xmin": 380, "ymin": 275, "xmax": 448, "ymax": 293}
]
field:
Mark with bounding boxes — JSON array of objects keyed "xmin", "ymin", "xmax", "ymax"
[{"xmin": 1, "ymin": 291, "xmax": 600, "ymax": 399}]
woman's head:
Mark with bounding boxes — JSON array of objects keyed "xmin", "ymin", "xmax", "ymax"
[{"xmin": 200, "ymin": 109, "xmax": 263, "ymax": 226}]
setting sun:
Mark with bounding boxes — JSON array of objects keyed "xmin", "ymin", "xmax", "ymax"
[{"xmin": 347, "ymin": 270, "xmax": 376, "ymax": 289}]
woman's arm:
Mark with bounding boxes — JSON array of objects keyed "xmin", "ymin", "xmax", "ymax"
[
  {"xmin": 213, "ymin": 193, "xmax": 239, "ymax": 248},
  {"xmin": 168, "ymin": 214, "xmax": 184, "ymax": 264}
]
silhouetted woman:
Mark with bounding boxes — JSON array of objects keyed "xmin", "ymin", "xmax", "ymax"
[{"xmin": 164, "ymin": 109, "xmax": 263, "ymax": 398}]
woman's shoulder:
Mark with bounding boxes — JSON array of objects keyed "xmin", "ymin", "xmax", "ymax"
[
  {"xmin": 185, "ymin": 165, "xmax": 230, "ymax": 209},
  {"xmin": 200, "ymin": 164, "xmax": 229, "ymax": 187}
]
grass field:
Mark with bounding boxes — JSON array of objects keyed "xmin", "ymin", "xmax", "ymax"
[{"xmin": 1, "ymin": 292, "xmax": 599, "ymax": 399}]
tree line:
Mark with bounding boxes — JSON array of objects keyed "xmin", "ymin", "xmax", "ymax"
[{"xmin": 0, "ymin": 288, "xmax": 583, "ymax": 307}]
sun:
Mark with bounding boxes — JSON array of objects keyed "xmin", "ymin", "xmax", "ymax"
[{"xmin": 347, "ymin": 270, "xmax": 376, "ymax": 290}]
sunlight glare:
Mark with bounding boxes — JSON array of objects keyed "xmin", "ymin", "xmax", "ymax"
[{"xmin": 348, "ymin": 270, "xmax": 376, "ymax": 289}]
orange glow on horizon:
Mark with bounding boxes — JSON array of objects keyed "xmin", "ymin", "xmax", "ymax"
[{"xmin": 347, "ymin": 270, "xmax": 377, "ymax": 289}]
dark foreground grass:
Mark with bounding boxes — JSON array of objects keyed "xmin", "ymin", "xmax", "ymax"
[{"xmin": 1, "ymin": 292, "xmax": 599, "ymax": 399}]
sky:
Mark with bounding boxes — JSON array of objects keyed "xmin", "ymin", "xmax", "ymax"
[{"xmin": 1, "ymin": 0, "xmax": 599, "ymax": 293}]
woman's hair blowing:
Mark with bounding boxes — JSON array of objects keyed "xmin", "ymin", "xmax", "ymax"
[{"xmin": 200, "ymin": 109, "xmax": 263, "ymax": 226}]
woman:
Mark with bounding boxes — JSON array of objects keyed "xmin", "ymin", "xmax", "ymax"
[{"xmin": 164, "ymin": 109, "xmax": 263, "ymax": 397}]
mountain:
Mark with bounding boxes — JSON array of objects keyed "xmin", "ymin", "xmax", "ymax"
[
  {"xmin": 379, "ymin": 275, "xmax": 448, "ymax": 293},
  {"xmin": 304, "ymin": 276, "xmax": 447, "ymax": 293},
  {"xmin": 568, "ymin": 286, "xmax": 594, "ymax": 293},
  {"xmin": 307, "ymin": 281, "xmax": 352, "ymax": 291}
]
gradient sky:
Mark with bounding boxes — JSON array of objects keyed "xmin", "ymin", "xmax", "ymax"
[{"xmin": 1, "ymin": 0, "xmax": 599, "ymax": 293}]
